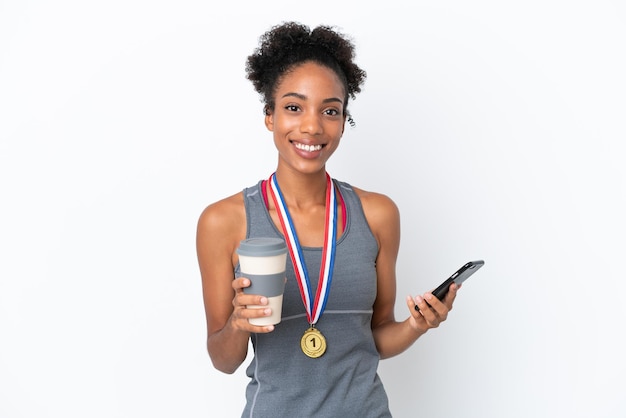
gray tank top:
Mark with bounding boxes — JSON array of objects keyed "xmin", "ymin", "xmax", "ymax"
[{"xmin": 237, "ymin": 179, "xmax": 392, "ymax": 418}]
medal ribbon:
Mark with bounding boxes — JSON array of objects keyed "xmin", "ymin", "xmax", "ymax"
[{"xmin": 268, "ymin": 172, "xmax": 337, "ymax": 325}]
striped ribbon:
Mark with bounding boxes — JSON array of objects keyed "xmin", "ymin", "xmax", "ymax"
[{"xmin": 268, "ymin": 172, "xmax": 337, "ymax": 325}]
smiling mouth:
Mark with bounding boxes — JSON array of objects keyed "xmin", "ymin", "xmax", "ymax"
[{"xmin": 294, "ymin": 142, "xmax": 323, "ymax": 152}]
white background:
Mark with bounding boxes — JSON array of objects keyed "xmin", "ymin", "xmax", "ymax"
[{"xmin": 1, "ymin": 1, "xmax": 625, "ymax": 417}]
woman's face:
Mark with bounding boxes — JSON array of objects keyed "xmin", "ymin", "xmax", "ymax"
[{"xmin": 265, "ymin": 61, "xmax": 346, "ymax": 176}]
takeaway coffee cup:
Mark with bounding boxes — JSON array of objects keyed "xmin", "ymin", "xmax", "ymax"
[{"xmin": 237, "ymin": 237, "xmax": 288, "ymax": 326}]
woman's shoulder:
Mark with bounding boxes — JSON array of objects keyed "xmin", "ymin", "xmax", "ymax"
[
  {"xmin": 347, "ymin": 184, "xmax": 401, "ymax": 250},
  {"xmin": 342, "ymin": 183, "xmax": 400, "ymax": 231},
  {"xmin": 197, "ymin": 191, "xmax": 246, "ymax": 239},
  {"xmin": 347, "ymin": 184, "xmax": 399, "ymax": 216}
]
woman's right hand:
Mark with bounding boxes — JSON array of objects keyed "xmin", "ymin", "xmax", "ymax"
[{"xmin": 230, "ymin": 277, "xmax": 276, "ymax": 333}]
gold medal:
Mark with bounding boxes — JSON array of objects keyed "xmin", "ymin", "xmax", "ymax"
[
  {"xmin": 269, "ymin": 173, "xmax": 335, "ymax": 360},
  {"xmin": 300, "ymin": 326, "xmax": 327, "ymax": 358}
]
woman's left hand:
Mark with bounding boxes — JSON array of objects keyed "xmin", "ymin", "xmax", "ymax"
[{"xmin": 407, "ymin": 283, "xmax": 460, "ymax": 333}]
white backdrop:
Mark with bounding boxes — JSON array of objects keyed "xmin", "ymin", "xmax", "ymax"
[{"xmin": 1, "ymin": 1, "xmax": 625, "ymax": 417}]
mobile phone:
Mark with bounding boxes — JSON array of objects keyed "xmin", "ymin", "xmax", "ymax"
[{"xmin": 415, "ymin": 260, "xmax": 484, "ymax": 311}]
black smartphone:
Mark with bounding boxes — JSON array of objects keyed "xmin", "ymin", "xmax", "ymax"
[{"xmin": 415, "ymin": 260, "xmax": 485, "ymax": 311}]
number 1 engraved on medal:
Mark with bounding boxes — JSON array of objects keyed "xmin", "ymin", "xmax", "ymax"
[{"xmin": 301, "ymin": 327, "xmax": 327, "ymax": 358}]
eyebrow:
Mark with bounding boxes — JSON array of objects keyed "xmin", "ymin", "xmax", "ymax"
[{"xmin": 281, "ymin": 92, "xmax": 344, "ymax": 105}]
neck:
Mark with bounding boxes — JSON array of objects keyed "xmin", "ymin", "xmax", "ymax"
[{"xmin": 273, "ymin": 168, "xmax": 328, "ymax": 209}]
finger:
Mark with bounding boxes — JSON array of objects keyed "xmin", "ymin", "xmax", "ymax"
[
  {"xmin": 243, "ymin": 304, "xmax": 273, "ymax": 320},
  {"xmin": 407, "ymin": 295, "xmax": 423, "ymax": 315},
  {"xmin": 443, "ymin": 283, "xmax": 460, "ymax": 309},
  {"xmin": 230, "ymin": 306, "xmax": 275, "ymax": 333},
  {"xmin": 417, "ymin": 307, "xmax": 439, "ymax": 328},
  {"xmin": 230, "ymin": 294, "xmax": 272, "ymax": 319},
  {"xmin": 413, "ymin": 294, "xmax": 430, "ymax": 313},
  {"xmin": 239, "ymin": 302, "xmax": 277, "ymax": 334},
  {"xmin": 234, "ymin": 291, "xmax": 269, "ymax": 310},
  {"xmin": 425, "ymin": 293, "xmax": 449, "ymax": 321},
  {"xmin": 232, "ymin": 277, "xmax": 251, "ymax": 292}
]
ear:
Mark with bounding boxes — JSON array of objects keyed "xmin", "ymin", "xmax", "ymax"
[
  {"xmin": 264, "ymin": 106, "xmax": 274, "ymax": 131},
  {"xmin": 265, "ymin": 112, "xmax": 274, "ymax": 131}
]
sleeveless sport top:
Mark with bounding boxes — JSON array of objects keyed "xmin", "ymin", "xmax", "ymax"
[{"xmin": 237, "ymin": 179, "xmax": 392, "ymax": 418}]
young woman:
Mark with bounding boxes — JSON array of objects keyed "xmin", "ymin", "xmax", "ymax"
[{"xmin": 196, "ymin": 21, "xmax": 460, "ymax": 417}]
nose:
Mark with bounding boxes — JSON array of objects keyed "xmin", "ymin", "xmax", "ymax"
[{"xmin": 300, "ymin": 111, "xmax": 323, "ymax": 135}]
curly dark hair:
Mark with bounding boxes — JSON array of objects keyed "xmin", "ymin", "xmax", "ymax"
[{"xmin": 245, "ymin": 21, "xmax": 367, "ymax": 123}]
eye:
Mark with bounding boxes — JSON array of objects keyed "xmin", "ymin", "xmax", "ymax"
[
  {"xmin": 285, "ymin": 104, "xmax": 300, "ymax": 112},
  {"xmin": 324, "ymin": 108, "xmax": 340, "ymax": 116}
]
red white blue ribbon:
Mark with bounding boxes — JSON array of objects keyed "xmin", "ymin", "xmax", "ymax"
[{"xmin": 268, "ymin": 172, "xmax": 337, "ymax": 325}]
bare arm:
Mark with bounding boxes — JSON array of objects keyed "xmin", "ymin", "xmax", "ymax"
[
  {"xmin": 196, "ymin": 193, "xmax": 275, "ymax": 374},
  {"xmin": 357, "ymin": 189, "xmax": 459, "ymax": 359}
]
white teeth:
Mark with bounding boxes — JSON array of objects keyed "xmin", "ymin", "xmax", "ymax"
[{"xmin": 295, "ymin": 143, "xmax": 322, "ymax": 152}]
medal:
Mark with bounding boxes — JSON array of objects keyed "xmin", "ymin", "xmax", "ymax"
[
  {"xmin": 268, "ymin": 172, "xmax": 338, "ymax": 358},
  {"xmin": 300, "ymin": 326, "xmax": 327, "ymax": 358}
]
